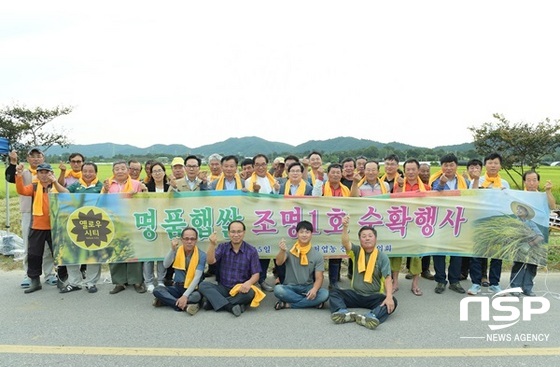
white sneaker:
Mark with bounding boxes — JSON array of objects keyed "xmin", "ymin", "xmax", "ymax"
[{"xmin": 147, "ymin": 284, "xmax": 155, "ymax": 293}]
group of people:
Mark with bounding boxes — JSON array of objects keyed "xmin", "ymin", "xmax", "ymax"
[{"xmin": 5, "ymin": 147, "xmax": 554, "ymax": 329}]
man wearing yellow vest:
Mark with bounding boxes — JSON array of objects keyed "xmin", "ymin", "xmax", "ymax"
[
  {"xmin": 273, "ymin": 220, "xmax": 329, "ymax": 310},
  {"xmin": 330, "ymin": 216, "xmax": 397, "ymax": 330},
  {"xmin": 152, "ymin": 227, "xmax": 207, "ymax": 315},
  {"xmin": 429, "ymin": 153, "xmax": 468, "ymax": 294}
]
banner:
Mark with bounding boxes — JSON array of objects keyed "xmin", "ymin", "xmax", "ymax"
[{"xmin": 50, "ymin": 189, "xmax": 550, "ymax": 266}]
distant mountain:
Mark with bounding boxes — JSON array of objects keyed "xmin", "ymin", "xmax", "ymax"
[{"xmin": 42, "ymin": 137, "xmax": 474, "ymax": 159}]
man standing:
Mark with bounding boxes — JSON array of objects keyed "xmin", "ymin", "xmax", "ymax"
[
  {"xmin": 429, "ymin": 153, "xmax": 468, "ymax": 294},
  {"xmin": 207, "ymin": 153, "xmax": 223, "ymax": 182},
  {"xmin": 5, "ymin": 148, "xmax": 56, "ymax": 288},
  {"xmin": 169, "ymin": 155, "xmax": 207, "ymax": 192},
  {"xmin": 57, "ymin": 152, "xmax": 85, "ymax": 187},
  {"xmin": 329, "ymin": 216, "xmax": 397, "ymax": 330},
  {"xmin": 379, "ymin": 154, "xmax": 401, "ymax": 192},
  {"xmin": 467, "ymin": 152, "xmax": 510, "ymax": 295},
  {"xmin": 15, "ymin": 163, "xmax": 68, "ymax": 293},
  {"xmin": 198, "ymin": 221, "xmax": 262, "ymax": 317},
  {"xmin": 273, "ymin": 220, "xmax": 329, "ymax": 310}
]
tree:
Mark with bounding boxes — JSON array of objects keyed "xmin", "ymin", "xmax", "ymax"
[
  {"xmin": 0, "ymin": 104, "xmax": 73, "ymax": 157},
  {"xmin": 469, "ymin": 113, "xmax": 560, "ymax": 189}
]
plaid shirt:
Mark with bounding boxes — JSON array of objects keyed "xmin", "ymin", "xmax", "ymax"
[{"xmin": 215, "ymin": 241, "xmax": 261, "ymax": 289}]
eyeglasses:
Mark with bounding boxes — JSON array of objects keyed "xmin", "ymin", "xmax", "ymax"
[
  {"xmin": 186, "ymin": 165, "xmax": 199, "ymax": 169},
  {"xmin": 70, "ymin": 160, "xmax": 83, "ymax": 164},
  {"xmin": 254, "ymin": 163, "xmax": 267, "ymax": 168},
  {"xmin": 181, "ymin": 237, "xmax": 197, "ymax": 242}
]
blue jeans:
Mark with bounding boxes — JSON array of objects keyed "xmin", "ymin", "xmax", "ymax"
[
  {"xmin": 328, "ymin": 288, "xmax": 397, "ymax": 324},
  {"xmin": 273, "ymin": 284, "xmax": 329, "ymax": 309},
  {"xmin": 470, "ymin": 257, "xmax": 502, "ymax": 286},
  {"xmin": 510, "ymin": 262, "xmax": 537, "ymax": 293},
  {"xmin": 433, "ymin": 255, "xmax": 461, "ymax": 284},
  {"xmin": 153, "ymin": 284, "xmax": 201, "ymax": 311}
]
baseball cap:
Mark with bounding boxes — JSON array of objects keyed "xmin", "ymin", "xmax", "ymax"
[
  {"xmin": 274, "ymin": 157, "xmax": 285, "ymax": 164},
  {"xmin": 36, "ymin": 163, "xmax": 53, "ymax": 172},
  {"xmin": 28, "ymin": 147, "xmax": 43, "ymax": 155},
  {"xmin": 171, "ymin": 157, "xmax": 184, "ymax": 166}
]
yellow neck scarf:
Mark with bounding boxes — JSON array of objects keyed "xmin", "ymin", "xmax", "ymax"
[
  {"xmin": 398, "ymin": 177, "xmax": 427, "ymax": 192},
  {"xmin": 229, "ymin": 284, "xmax": 266, "ymax": 307},
  {"xmin": 28, "ymin": 168, "xmax": 38, "ymax": 183},
  {"xmin": 249, "ymin": 172, "xmax": 275, "ymax": 191},
  {"xmin": 289, "ymin": 241, "xmax": 312, "ymax": 265},
  {"xmin": 78, "ymin": 177, "xmax": 99, "ymax": 187},
  {"xmin": 32, "ymin": 182, "xmax": 47, "ymax": 216},
  {"xmin": 284, "ymin": 180, "xmax": 306, "ymax": 196},
  {"xmin": 428, "ymin": 170, "xmax": 468, "ymax": 189},
  {"xmin": 481, "ymin": 173, "xmax": 502, "ymax": 188},
  {"xmin": 358, "ymin": 247, "xmax": 378, "ymax": 283},
  {"xmin": 65, "ymin": 170, "xmax": 82, "ymax": 179},
  {"xmin": 323, "ymin": 182, "xmax": 350, "ymax": 197},
  {"xmin": 172, "ymin": 246, "xmax": 199, "ymax": 289},
  {"xmin": 104, "ymin": 175, "xmax": 133, "ymax": 193},
  {"xmin": 216, "ymin": 173, "xmax": 242, "ymax": 190}
]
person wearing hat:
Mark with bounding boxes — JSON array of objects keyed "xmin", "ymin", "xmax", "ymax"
[
  {"xmin": 5, "ymin": 148, "xmax": 57, "ymax": 288},
  {"xmin": 509, "ymin": 171, "xmax": 556, "ymax": 296},
  {"xmin": 15, "ymin": 162, "xmax": 68, "ymax": 293}
]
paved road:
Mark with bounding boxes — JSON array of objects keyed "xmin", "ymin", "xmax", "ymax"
[{"xmin": 1, "ymin": 268, "xmax": 559, "ymax": 367}]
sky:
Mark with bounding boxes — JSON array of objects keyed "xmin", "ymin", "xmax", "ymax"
[{"xmin": 1, "ymin": 1, "xmax": 559, "ymax": 150}]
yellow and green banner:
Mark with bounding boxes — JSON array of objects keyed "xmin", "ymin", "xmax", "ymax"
[{"xmin": 50, "ymin": 189, "xmax": 550, "ymax": 266}]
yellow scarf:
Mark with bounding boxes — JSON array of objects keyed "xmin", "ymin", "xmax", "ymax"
[
  {"xmin": 283, "ymin": 180, "xmax": 306, "ymax": 196},
  {"xmin": 428, "ymin": 170, "xmax": 468, "ymax": 189},
  {"xmin": 481, "ymin": 173, "xmax": 502, "ymax": 188},
  {"xmin": 172, "ymin": 246, "xmax": 199, "ymax": 289},
  {"xmin": 78, "ymin": 177, "xmax": 99, "ymax": 188},
  {"xmin": 103, "ymin": 175, "xmax": 133, "ymax": 193},
  {"xmin": 397, "ymin": 177, "xmax": 427, "ymax": 192},
  {"xmin": 357, "ymin": 177, "xmax": 387, "ymax": 194},
  {"xmin": 28, "ymin": 167, "xmax": 38, "ymax": 183},
  {"xmin": 323, "ymin": 182, "xmax": 350, "ymax": 197},
  {"xmin": 229, "ymin": 284, "xmax": 266, "ymax": 307},
  {"xmin": 309, "ymin": 170, "xmax": 323, "ymax": 186},
  {"xmin": 289, "ymin": 242, "xmax": 311, "ymax": 265},
  {"xmin": 358, "ymin": 247, "xmax": 378, "ymax": 283},
  {"xmin": 249, "ymin": 172, "xmax": 275, "ymax": 192},
  {"xmin": 32, "ymin": 182, "xmax": 48, "ymax": 216},
  {"xmin": 65, "ymin": 170, "xmax": 82, "ymax": 179},
  {"xmin": 215, "ymin": 173, "xmax": 242, "ymax": 190}
]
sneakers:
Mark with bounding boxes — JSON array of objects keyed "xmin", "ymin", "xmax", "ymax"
[
  {"xmin": 86, "ymin": 285, "xmax": 98, "ymax": 293},
  {"xmin": 355, "ymin": 313, "xmax": 380, "ymax": 330},
  {"xmin": 435, "ymin": 282, "xmax": 446, "ymax": 294},
  {"xmin": 147, "ymin": 284, "xmax": 155, "ymax": 293},
  {"xmin": 59, "ymin": 284, "xmax": 82, "ymax": 293},
  {"xmin": 45, "ymin": 274, "xmax": 58, "ymax": 286},
  {"xmin": 186, "ymin": 304, "xmax": 200, "ymax": 315},
  {"xmin": 20, "ymin": 276, "xmax": 31, "ymax": 288},
  {"xmin": 421, "ymin": 270, "xmax": 435, "ymax": 280},
  {"xmin": 231, "ymin": 304, "xmax": 242, "ymax": 317},
  {"xmin": 110, "ymin": 284, "xmax": 126, "ymax": 294},
  {"xmin": 488, "ymin": 285, "xmax": 503, "ymax": 293},
  {"xmin": 331, "ymin": 310, "xmax": 357, "ymax": 324},
  {"xmin": 467, "ymin": 284, "xmax": 481, "ymax": 295},
  {"xmin": 449, "ymin": 282, "xmax": 466, "ymax": 294},
  {"xmin": 259, "ymin": 281, "xmax": 274, "ymax": 292},
  {"xmin": 134, "ymin": 283, "xmax": 147, "ymax": 293},
  {"xmin": 522, "ymin": 290, "xmax": 536, "ymax": 297}
]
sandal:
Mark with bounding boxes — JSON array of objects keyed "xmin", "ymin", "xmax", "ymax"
[
  {"xmin": 411, "ymin": 287, "xmax": 423, "ymax": 296},
  {"xmin": 393, "ymin": 287, "xmax": 399, "ymax": 293},
  {"xmin": 274, "ymin": 301, "xmax": 289, "ymax": 310}
]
